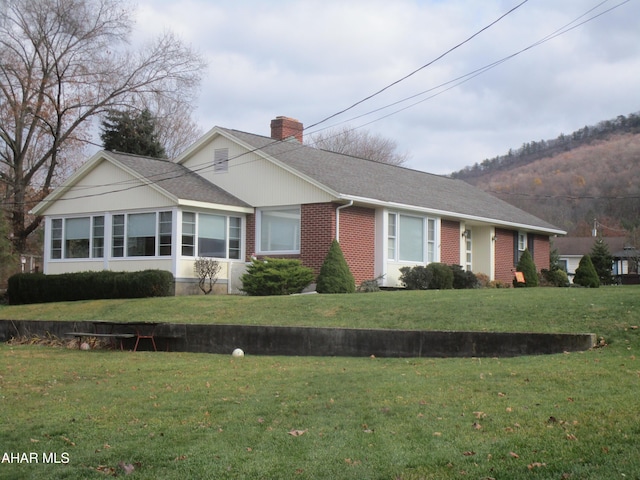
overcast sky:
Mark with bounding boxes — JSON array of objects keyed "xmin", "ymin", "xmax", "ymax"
[{"xmin": 132, "ymin": 0, "xmax": 640, "ymax": 175}]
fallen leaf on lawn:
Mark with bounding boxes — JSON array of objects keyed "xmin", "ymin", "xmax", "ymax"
[
  {"xmin": 473, "ymin": 411, "xmax": 486, "ymax": 419},
  {"xmin": 506, "ymin": 407, "xmax": 513, "ymax": 412},
  {"xmin": 528, "ymin": 462, "xmax": 547, "ymax": 470},
  {"xmin": 363, "ymin": 429, "xmax": 374, "ymax": 434},
  {"xmin": 95, "ymin": 465, "xmax": 116, "ymax": 475},
  {"xmin": 433, "ymin": 432, "xmax": 442, "ymax": 436},
  {"xmin": 288, "ymin": 429, "xmax": 308, "ymax": 437},
  {"xmin": 30, "ymin": 438, "xmax": 39, "ymax": 443},
  {"xmin": 174, "ymin": 455, "xmax": 187, "ymax": 461},
  {"xmin": 61, "ymin": 436, "xmax": 75, "ymax": 446},
  {"xmin": 463, "ymin": 451, "xmax": 476, "ymax": 456},
  {"xmin": 344, "ymin": 458, "xmax": 361, "ymax": 465},
  {"xmin": 498, "ymin": 392, "xmax": 506, "ymax": 397},
  {"xmin": 566, "ymin": 434, "xmax": 578, "ymax": 441},
  {"xmin": 509, "ymin": 451, "xmax": 519, "ymax": 458},
  {"xmin": 472, "ymin": 422, "xmax": 482, "ymax": 430}
]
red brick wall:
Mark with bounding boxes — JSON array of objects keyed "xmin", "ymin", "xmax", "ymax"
[
  {"xmin": 440, "ymin": 220, "xmax": 461, "ymax": 265},
  {"xmin": 245, "ymin": 212, "xmax": 255, "ymax": 260},
  {"xmin": 300, "ymin": 203, "xmax": 336, "ymax": 275},
  {"xmin": 337, "ymin": 206, "xmax": 376, "ymax": 284},
  {"xmin": 495, "ymin": 228, "xmax": 516, "ymax": 284},
  {"xmin": 532, "ymin": 235, "xmax": 550, "ymax": 271}
]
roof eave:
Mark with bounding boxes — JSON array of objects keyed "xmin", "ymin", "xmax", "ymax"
[
  {"xmin": 178, "ymin": 200, "xmax": 254, "ymax": 213},
  {"xmin": 340, "ymin": 194, "xmax": 566, "ymax": 235}
]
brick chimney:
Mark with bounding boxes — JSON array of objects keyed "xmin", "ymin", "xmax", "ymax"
[{"xmin": 270, "ymin": 116, "xmax": 303, "ymax": 143}]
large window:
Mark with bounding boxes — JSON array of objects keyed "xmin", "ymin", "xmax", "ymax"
[
  {"xmin": 112, "ymin": 211, "xmax": 172, "ymax": 258},
  {"xmin": 199, "ymin": 214, "xmax": 226, "ymax": 257},
  {"xmin": 182, "ymin": 212, "xmax": 242, "ymax": 259},
  {"xmin": 127, "ymin": 213, "xmax": 157, "ymax": 256},
  {"xmin": 258, "ymin": 207, "xmax": 300, "ymax": 253},
  {"xmin": 50, "ymin": 216, "xmax": 105, "ymax": 259},
  {"xmin": 388, "ymin": 213, "xmax": 436, "ymax": 263}
]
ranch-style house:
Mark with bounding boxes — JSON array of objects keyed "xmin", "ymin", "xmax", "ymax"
[{"xmin": 32, "ymin": 116, "xmax": 566, "ymax": 294}]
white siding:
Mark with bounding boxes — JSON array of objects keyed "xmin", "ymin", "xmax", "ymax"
[
  {"xmin": 181, "ymin": 135, "xmax": 335, "ymax": 206},
  {"xmin": 43, "ymin": 160, "xmax": 174, "ymax": 216}
]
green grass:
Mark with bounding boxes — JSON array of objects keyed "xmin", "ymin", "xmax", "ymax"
[{"xmin": 1, "ymin": 287, "xmax": 639, "ymax": 479}]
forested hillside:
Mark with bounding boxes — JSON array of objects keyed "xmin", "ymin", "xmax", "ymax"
[{"xmin": 452, "ymin": 113, "xmax": 640, "ymax": 238}]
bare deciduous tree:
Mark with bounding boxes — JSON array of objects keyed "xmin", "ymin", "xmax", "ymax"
[
  {"xmin": 0, "ymin": 0, "xmax": 206, "ymax": 253},
  {"xmin": 194, "ymin": 258, "xmax": 222, "ymax": 295},
  {"xmin": 309, "ymin": 125, "xmax": 410, "ymax": 166}
]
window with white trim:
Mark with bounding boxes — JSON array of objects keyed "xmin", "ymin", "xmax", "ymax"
[
  {"xmin": 181, "ymin": 212, "xmax": 242, "ymax": 259},
  {"xmin": 387, "ymin": 213, "xmax": 397, "ymax": 259},
  {"xmin": 111, "ymin": 211, "xmax": 172, "ymax": 258},
  {"xmin": 50, "ymin": 216, "xmax": 105, "ymax": 259},
  {"xmin": 258, "ymin": 206, "xmax": 300, "ymax": 254},
  {"xmin": 181, "ymin": 212, "xmax": 196, "ymax": 256},
  {"xmin": 387, "ymin": 213, "xmax": 436, "ymax": 263},
  {"xmin": 517, "ymin": 231, "xmax": 527, "ymax": 261}
]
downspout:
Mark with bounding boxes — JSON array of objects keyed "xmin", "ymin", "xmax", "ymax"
[{"xmin": 335, "ymin": 200, "xmax": 354, "ymax": 242}]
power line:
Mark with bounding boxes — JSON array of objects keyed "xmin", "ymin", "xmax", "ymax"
[
  {"xmin": 305, "ymin": 0, "xmax": 530, "ymax": 131},
  {"xmin": 8, "ymin": 0, "xmax": 632, "ymax": 208}
]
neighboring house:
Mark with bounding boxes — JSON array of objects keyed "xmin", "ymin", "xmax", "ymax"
[
  {"xmin": 32, "ymin": 116, "xmax": 565, "ymax": 294},
  {"xmin": 553, "ymin": 236, "xmax": 639, "ymax": 284}
]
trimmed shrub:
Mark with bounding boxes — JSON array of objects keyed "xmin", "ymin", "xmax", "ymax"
[
  {"xmin": 7, "ymin": 270, "xmax": 174, "ymax": 305},
  {"xmin": 573, "ymin": 254, "xmax": 600, "ymax": 288},
  {"xmin": 399, "ymin": 265, "xmax": 431, "ymax": 290},
  {"xmin": 514, "ymin": 249, "xmax": 538, "ymax": 287},
  {"xmin": 426, "ymin": 263, "xmax": 454, "ymax": 290},
  {"xmin": 399, "ymin": 263, "xmax": 454, "ymax": 290},
  {"xmin": 240, "ymin": 258, "xmax": 314, "ymax": 296},
  {"xmin": 541, "ymin": 268, "xmax": 570, "ymax": 287},
  {"xmin": 450, "ymin": 265, "xmax": 479, "ymax": 289},
  {"xmin": 316, "ymin": 240, "xmax": 356, "ymax": 294},
  {"xmin": 358, "ymin": 277, "xmax": 382, "ymax": 293}
]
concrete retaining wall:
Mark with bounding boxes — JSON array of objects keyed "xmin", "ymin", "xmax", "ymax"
[{"xmin": 0, "ymin": 319, "xmax": 596, "ymax": 358}]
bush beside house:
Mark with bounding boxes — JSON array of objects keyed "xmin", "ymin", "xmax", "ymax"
[
  {"xmin": 316, "ymin": 240, "xmax": 356, "ymax": 294},
  {"xmin": 514, "ymin": 249, "xmax": 538, "ymax": 287},
  {"xmin": 240, "ymin": 258, "xmax": 314, "ymax": 296},
  {"xmin": 573, "ymin": 255, "xmax": 600, "ymax": 288},
  {"xmin": 7, "ymin": 270, "xmax": 174, "ymax": 305}
]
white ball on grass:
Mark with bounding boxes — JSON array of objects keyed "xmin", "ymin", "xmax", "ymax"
[
  {"xmin": 80, "ymin": 342, "xmax": 91, "ymax": 351},
  {"xmin": 231, "ymin": 348, "xmax": 244, "ymax": 358}
]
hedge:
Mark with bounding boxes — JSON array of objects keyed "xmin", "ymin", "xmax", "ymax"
[{"xmin": 7, "ymin": 270, "xmax": 174, "ymax": 305}]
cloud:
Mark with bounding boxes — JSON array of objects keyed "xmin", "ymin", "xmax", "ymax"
[{"xmin": 133, "ymin": 0, "xmax": 640, "ymax": 174}]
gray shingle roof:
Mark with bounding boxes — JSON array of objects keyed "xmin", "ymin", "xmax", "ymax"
[
  {"xmin": 221, "ymin": 128, "xmax": 563, "ymax": 233},
  {"xmin": 107, "ymin": 151, "xmax": 250, "ymax": 208}
]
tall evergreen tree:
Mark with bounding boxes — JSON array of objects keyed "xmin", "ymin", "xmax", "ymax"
[
  {"xmin": 590, "ymin": 238, "xmax": 613, "ymax": 285},
  {"xmin": 101, "ymin": 109, "xmax": 167, "ymax": 158},
  {"xmin": 316, "ymin": 240, "xmax": 356, "ymax": 294},
  {"xmin": 515, "ymin": 248, "xmax": 538, "ymax": 287}
]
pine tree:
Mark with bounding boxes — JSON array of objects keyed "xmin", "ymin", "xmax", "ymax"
[
  {"xmin": 316, "ymin": 240, "xmax": 355, "ymax": 294},
  {"xmin": 590, "ymin": 238, "xmax": 613, "ymax": 285},
  {"xmin": 100, "ymin": 109, "xmax": 167, "ymax": 158},
  {"xmin": 574, "ymin": 254, "xmax": 600, "ymax": 288},
  {"xmin": 515, "ymin": 248, "xmax": 538, "ymax": 287}
]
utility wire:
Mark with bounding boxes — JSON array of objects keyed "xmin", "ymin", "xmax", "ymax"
[
  {"xmin": 14, "ymin": 0, "xmax": 632, "ymax": 207},
  {"xmin": 305, "ymin": 0, "xmax": 530, "ymax": 131}
]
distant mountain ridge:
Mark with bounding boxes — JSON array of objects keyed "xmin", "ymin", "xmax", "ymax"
[{"xmin": 451, "ymin": 112, "xmax": 640, "ymax": 238}]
